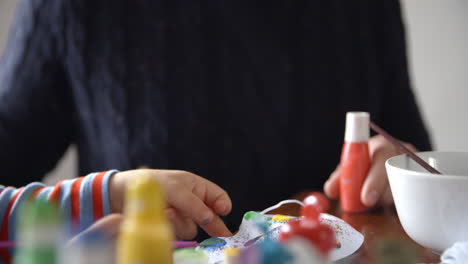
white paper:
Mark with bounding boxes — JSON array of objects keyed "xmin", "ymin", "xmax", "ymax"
[
  {"xmin": 441, "ymin": 241, "xmax": 468, "ymax": 264},
  {"xmin": 320, "ymin": 214, "xmax": 364, "ymax": 261},
  {"xmin": 193, "ymin": 212, "xmax": 364, "ymax": 263}
]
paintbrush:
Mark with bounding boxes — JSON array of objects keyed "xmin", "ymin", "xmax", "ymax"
[
  {"xmin": 369, "ymin": 121, "xmax": 441, "ymax": 174},
  {"xmin": 0, "ymin": 240, "xmax": 198, "ymax": 249}
]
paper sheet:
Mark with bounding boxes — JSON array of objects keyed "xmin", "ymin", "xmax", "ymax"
[{"xmin": 193, "ymin": 212, "xmax": 364, "ymax": 263}]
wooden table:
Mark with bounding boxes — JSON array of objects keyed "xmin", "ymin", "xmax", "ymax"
[{"xmin": 268, "ymin": 192, "xmax": 440, "ymax": 263}]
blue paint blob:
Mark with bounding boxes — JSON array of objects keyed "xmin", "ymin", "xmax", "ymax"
[{"xmin": 199, "ymin": 237, "xmax": 227, "ymax": 251}]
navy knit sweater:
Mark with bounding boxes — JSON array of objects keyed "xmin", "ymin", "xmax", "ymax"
[{"xmin": 0, "ymin": 0, "xmax": 431, "ymax": 231}]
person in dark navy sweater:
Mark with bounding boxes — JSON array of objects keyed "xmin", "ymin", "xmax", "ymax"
[{"xmin": 0, "ymin": 0, "xmax": 431, "ymax": 236}]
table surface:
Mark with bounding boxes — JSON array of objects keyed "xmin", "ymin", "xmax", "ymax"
[{"xmin": 268, "ymin": 192, "xmax": 441, "ymax": 264}]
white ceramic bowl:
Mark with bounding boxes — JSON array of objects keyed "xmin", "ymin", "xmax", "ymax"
[{"xmin": 386, "ymin": 151, "xmax": 468, "ymax": 252}]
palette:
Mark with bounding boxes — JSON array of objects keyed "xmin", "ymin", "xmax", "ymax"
[{"xmin": 188, "ymin": 211, "xmax": 364, "ymax": 263}]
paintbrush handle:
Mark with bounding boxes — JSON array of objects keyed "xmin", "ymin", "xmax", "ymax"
[
  {"xmin": 369, "ymin": 122, "xmax": 442, "ymax": 175},
  {"xmin": 173, "ymin": 241, "xmax": 198, "ymax": 249}
]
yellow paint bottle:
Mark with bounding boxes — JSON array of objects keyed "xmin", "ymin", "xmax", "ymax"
[
  {"xmin": 117, "ymin": 172, "xmax": 174, "ymax": 264},
  {"xmin": 224, "ymin": 247, "xmax": 240, "ymax": 264}
]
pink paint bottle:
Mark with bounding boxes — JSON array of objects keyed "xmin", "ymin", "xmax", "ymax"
[{"xmin": 340, "ymin": 112, "xmax": 370, "ymax": 212}]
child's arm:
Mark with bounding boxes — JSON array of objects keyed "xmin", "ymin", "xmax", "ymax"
[
  {"xmin": 0, "ymin": 169, "xmax": 232, "ymax": 243},
  {"xmin": 0, "ymin": 170, "xmax": 117, "ymax": 242},
  {"xmin": 72, "ymin": 169, "xmax": 234, "ymax": 243}
]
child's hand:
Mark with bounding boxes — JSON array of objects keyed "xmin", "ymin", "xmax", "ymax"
[
  {"xmin": 109, "ymin": 169, "xmax": 233, "ymax": 240},
  {"xmin": 324, "ymin": 135, "xmax": 417, "ymax": 207},
  {"xmin": 68, "ymin": 214, "xmax": 124, "ymax": 246}
]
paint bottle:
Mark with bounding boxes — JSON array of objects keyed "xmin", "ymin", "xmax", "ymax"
[
  {"xmin": 224, "ymin": 247, "xmax": 240, "ymax": 264},
  {"xmin": 13, "ymin": 200, "xmax": 63, "ymax": 264},
  {"xmin": 240, "ymin": 245, "xmax": 260, "ymax": 264},
  {"xmin": 340, "ymin": 112, "xmax": 371, "ymax": 212},
  {"xmin": 117, "ymin": 173, "xmax": 173, "ymax": 264}
]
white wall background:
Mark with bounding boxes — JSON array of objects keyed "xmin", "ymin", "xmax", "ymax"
[
  {"xmin": 401, "ymin": 0, "xmax": 468, "ymax": 151},
  {"xmin": 0, "ymin": 0, "xmax": 467, "ymax": 182}
]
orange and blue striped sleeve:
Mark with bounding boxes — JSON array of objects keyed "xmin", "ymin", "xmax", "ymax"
[{"xmin": 0, "ymin": 170, "xmax": 118, "ymax": 244}]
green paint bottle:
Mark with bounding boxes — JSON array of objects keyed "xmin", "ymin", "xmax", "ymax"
[{"xmin": 13, "ymin": 200, "xmax": 63, "ymax": 264}]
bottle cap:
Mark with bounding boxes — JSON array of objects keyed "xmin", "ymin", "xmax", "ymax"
[
  {"xmin": 344, "ymin": 112, "xmax": 370, "ymax": 142},
  {"xmin": 124, "ymin": 172, "xmax": 166, "ymax": 222}
]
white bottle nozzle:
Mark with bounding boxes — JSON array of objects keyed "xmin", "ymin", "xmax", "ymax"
[{"xmin": 344, "ymin": 112, "xmax": 370, "ymax": 142}]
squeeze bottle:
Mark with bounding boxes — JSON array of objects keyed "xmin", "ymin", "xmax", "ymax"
[
  {"xmin": 117, "ymin": 173, "xmax": 174, "ymax": 264},
  {"xmin": 340, "ymin": 112, "xmax": 371, "ymax": 212},
  {"xmin": 14, "ymin": 200, "xmax": 62, "ymax": 264}
]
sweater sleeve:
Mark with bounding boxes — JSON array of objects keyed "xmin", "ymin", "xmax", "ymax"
[
  {"xmin": 0, "ymin": 0, "xmax": 73, "ymax": 187},
  {"xmin": 0, "ymin": 170, "xmax": 118, "ymax": 244}
]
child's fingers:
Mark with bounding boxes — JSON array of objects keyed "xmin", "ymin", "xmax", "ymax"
[
  {"xmin": 324, "ymin": 165, "xmax": 340, "ymax": 199},
  {"xmin": 166, "ymin": 186, "xmax": 213, "ymax": 224},
  {"xmin": 195, "ymin": 177, "xmax": 232, "ymax": 216},
  {"xmin": 200, "ymin": 214, "xmax": 233, "ymax": 238},
  {"xmin": 166, "ymin": 208, "xmax": 198, "ymax": 240},
  {"xmin": 165, "ymin": 184, "xmax": 231, "ymax": 236}
]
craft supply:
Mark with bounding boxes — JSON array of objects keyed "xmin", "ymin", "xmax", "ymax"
[
  {"xmin": 340, "ymin": 112, "xmax": 371, "ymax": 212},
  {"xmin": 255, "ymin": 222, "xmax": 293, "ymax": 264},
  {"xmin": 224, "ymin": 248, "xmax": 240, "ymax": 264},
  {"xmin": 13, "ymin": 200, "xmax": 63, "ymax": 264},
  {"xmin": 369, "ymin": 121, "xmax": 442, "ymax": 174},
  {"xmin": 117, "ymin": 173, "xmax": 173, "ymax": 264},
  {"xmin": 279, "ymin": 219, "xmax": 335, "ymax": 256},
  {"xmin": 260, "ymin": 200, "xmax": 304, "ymax": 215},
  {"xmin": 240, "ymin": 245, "xmax": 260, "ymax": 264},
  {"xmin": 199, "ymin": 237, "xmax": 227, "ymax": 251},
  {"xmin": 284, "ymin": 237, "xmax": 326, "ymax": 264},
  {"xmin": 301, "ymin": 204, "xmax": 320, "ymax": 225},
  {"xmin": 244, "ymin": 226, "xmax": 281, "ymax": 247},
  {"xmin": 256, "ymin": 239, "xmax": 292, "ymax": 264},
  {"xmin": 196, "ymin": 201, "xmax": 364, "ymax": 263},
  {"xmin": 271, "ymin": 215, "xmax": 293, "ymax": 222},
  {"xmin": 173, "ymin": 241, "xmax": 198, "ymax": 249},
  {"xmin": 279, "ymin": 203, "xmax": 336, "ymax": 256},
  {"xmin": 0, "ymin": 241, "xmax": 15, "ymax": 249},
  {"xmin": 173, "ymin": 248, "xmax": 209, "ymax": 264},
  {"xmin": 60, "ymin": 231, "xmax": 114, "ymax": 264},
  {"xmin": 244, "ymin": 236, "xmax": 263, "ymax": 248},
  {"xmin": 303, "ymin": 192, "xmax": 330, "ymax": 213}
]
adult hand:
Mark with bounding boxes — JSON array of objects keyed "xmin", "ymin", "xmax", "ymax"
[{"xmin": 324, "ymin": 135, "xmax": 417, "ymax": 207}]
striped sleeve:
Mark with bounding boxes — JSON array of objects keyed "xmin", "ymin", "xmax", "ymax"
[{"xmin": 0, "ymin": 170, "xmax": 118, "ymax": 243}]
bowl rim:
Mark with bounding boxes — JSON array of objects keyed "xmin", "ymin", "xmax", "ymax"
[{"xmin": 386, "ymin": 151, "xmax": 468, "ymax": 180}]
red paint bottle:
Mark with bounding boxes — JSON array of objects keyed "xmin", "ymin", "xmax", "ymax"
[{"xmin": 340, "ymin": 112, "xmax": 370, "ymax": 212}]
